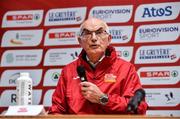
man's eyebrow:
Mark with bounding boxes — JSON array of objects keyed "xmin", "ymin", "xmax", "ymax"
[{"xmin": 82, "ymin": 27, "xmax": 104, "ymax": 32}]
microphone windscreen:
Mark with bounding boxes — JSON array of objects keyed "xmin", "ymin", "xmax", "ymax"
[
  {"xmin": 135, "ymin": 89, "xmax": 145, "ymax": 99},
  {"xmin": 77, "ymin": 65, "xmax": 86, "ymax": 78}
]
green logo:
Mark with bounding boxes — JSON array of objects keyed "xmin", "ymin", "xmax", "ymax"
[
  {"xmin": 6, "ymin": 53, "xmax": 14, "ymax": 63},
  {"xmin": 171, "ymin": 70, "xmax": 178, "ymax": 77},
  {"xmin": 52, "ymin": 72, "xmax": 60, "ymax": 81},
  {"xmin": 123, "ymin": 51, "xmax": 129, "ymax": 57}
]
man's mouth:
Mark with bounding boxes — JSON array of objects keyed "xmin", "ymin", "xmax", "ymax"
[{"xmin": 90, "ymin": 44, "xmax": 99, "ymax": 49}]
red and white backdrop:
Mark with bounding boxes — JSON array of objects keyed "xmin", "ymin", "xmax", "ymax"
[{"xmin": 0, "ymin": 0, "xmax": 180, "ymax": 116}]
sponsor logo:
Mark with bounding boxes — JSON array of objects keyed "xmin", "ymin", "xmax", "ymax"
[
  {"xmin": 115, "ymin": 46, "xmax": 133, "ymax": 62},
  {"xmin": 104, "ymin": 73, "xmax": 116, "ymax": 82},
  {"xmin": 135, "ymin": 2, "xmax": 180, "ymax": 22},
  {"xmin": 145, "ymin": 88, "xmax": 180, "ymax": 107},
  {"xmin": 44, "ymin": 48, "xmax": 81, "ymax": 66},
  {"xmin": 135, "ymin": 23, "xmax": 180, "ymax": 43},
  {"xmin": 1, "ymin": 30, "xmax": 43, "ymax": 47},
  {"xmin": 89, "ymin": 5, "xmax": 133, "ymax": 23},
  {"xmin": 1, "ymin": 49, "xmax": 43, "ymax": 67},
  {"xmin": 43, "ymin": 69, "xmax": 62, "ymax": 86},
  {"xmin": 45, "ymin": 7, "xmax": 86, "ymax": 26},
  {"xmin": 140, "ymin": 71, "xmax": 170, "ymax": 77},
  {"xmin": 135, "ymin": 45, "xmax": 180, "ymax": 64},
  {"xmin": 44, "ymin": 28, "xmax": 79, "ymax": 46},
  {"xmin": 109, "ymin": 26, "xmax": 133, "ymax": 43},
  {"xmin": 7, "ymin": 14, "xmax": 34, "ymax": 21},
  {"xmin": 17, "ymin": 108, "xmax": 28, "ymax": 113},
  {"xmin": 0, "ymin": 69, "xmax": 42, "ymax": 87},
  {"xmin": 0, "ymin": 90, "xmax": 42, "ymax": 106},
  {"xmin": 49, "ymin": 32, "xmax": 75, "ymax": 39},
  {"xmin": 138, "ymin": 66, "xmax": 180, "ymax": 85},
  {"xmin": 43, "ymin": 90, "xmax": 54, "ymax": 106},
  {"xmin": 2, "ymin": 10, "xmax": 43, "ymax": 27}
]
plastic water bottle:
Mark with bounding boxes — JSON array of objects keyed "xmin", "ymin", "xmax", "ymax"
[{"xmin": 16, "ymin": 72, "xmax": 32, "ymax": 105}]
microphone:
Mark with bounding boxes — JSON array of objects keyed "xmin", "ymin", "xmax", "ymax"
[
  {"xmin": 77, "ymin": 65, "xmax": 87, "ymax": 82},
  {"xmin": 127, "ymin": 89, "xmax": 145, "ymax": 113}
]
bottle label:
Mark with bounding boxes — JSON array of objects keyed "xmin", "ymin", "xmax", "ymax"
[{"xmin": 16, "ymin": 78, "xmax": 32, "ymax": 105}]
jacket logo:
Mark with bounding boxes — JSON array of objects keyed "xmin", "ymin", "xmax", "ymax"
[{"xmin": 104, "ymin": 73, "xmax": 116, "ymax": 82}]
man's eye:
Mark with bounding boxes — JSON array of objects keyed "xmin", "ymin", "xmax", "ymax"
[
  {"xmin": 96, "ymin": 31, "xmax": 103, "ymax": 34},
  {"xmin": 83, "ymin": 31, "xmax": 91, "ymax": 35}
]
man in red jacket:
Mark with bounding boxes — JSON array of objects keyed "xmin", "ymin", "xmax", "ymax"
[{"xmin": 48, "ymin": 17, "xmax": 148, "ymax": 114}]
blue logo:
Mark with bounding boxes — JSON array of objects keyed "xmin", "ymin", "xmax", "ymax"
[{"xmin": 142, "ymin": 6, "xmax": 172, "ymax": 18}]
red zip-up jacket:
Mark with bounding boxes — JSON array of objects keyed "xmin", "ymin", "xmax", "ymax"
[{"xmin": 48, "ymin": 46, "xmax": 148, "ymax": 114}]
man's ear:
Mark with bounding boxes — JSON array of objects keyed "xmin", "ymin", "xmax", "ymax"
[
  {"xmin": 108, "ymin": 34, "xmax": 112, "ymax": 43},
  {"xmin": 77, "ymin": 36, "xmax": 82, "ymax": 45}
]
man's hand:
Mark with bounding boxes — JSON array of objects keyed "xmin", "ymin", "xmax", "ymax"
[{"xmin": 80, "ymin": 82, "xmax": 104, "ymax": 104}]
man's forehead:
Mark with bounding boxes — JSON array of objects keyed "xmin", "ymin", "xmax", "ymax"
[{"xmin": 80, "ymin": 18, "xmax": 107, "ymax": 31}]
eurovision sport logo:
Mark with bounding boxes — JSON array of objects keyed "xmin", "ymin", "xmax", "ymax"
[{"xmin": 89, "ymin": 5, "xmax": 133, "ymax": 23}]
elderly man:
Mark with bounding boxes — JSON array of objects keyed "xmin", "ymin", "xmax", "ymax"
[{"xmin": 48, "ymin": 18, "xmax": 148, "ymax": 114}]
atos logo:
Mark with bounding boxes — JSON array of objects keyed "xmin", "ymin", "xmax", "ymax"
[
  {"xmin": 135, "ymin": 2, "xmax": 180, "ymax": 22},
  {"xmin": 142, "ymin": 6, "xmax": 172, "ymax": 18}
]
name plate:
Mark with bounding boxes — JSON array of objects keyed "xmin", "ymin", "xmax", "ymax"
[{"xmin": 4, "ymin": 105, "xmax": 46, "ymax": 116}]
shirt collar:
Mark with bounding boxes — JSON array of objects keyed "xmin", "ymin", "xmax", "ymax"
[{"xmin": 86, "ymin": 55, "xmax": 105, "ymax": 68}]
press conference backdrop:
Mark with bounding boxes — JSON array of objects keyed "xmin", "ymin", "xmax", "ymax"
[{"xmin": 0, "ymin": 0, "xmax": 180, "ymax": 116}]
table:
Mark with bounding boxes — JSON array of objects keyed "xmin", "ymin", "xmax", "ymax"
[{"xmin": 0, "ymin": 115, "xmax": 180, "ymax": 119}]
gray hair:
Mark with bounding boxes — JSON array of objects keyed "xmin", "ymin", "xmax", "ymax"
[{"xmin": 78, "ymin": 19, "xmax": 110, "ymax": 36}]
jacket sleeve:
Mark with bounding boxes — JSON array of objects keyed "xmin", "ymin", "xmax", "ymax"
[
  {"xmin": 48, "ymin": 69, "xmax": 68, "ymax": 114},
  {"xmin": 101, "ymin": 64, "xmax": 148, "ymax": 114}
]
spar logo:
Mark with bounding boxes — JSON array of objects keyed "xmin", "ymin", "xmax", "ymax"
[
  {"xmin": 140, "ymin": 70, "xmax": 178, "ymax": 78},
  {"xmin": 135, "ymin": 23, "xmax": 180, "ymax": 43},
  {"xmin": 135, "ymin": 45, "xmax": 180, "ymax": 64},
  {"xmin": 138, "ymin": 66, "xmax": 180, "ymax": 85},
  {"xmin": 49, "ymin": 32, "xmax": 75, "ymax": 39},
  {"xmin": 6, "ymin": 14, "xmax": 38, "ymax": 21},
  {"xmin": 140, "ymin": 71, "xmax": 170, "ymax": 78},
  {"xmin": 135, "ymin": 2, "xmax": 180, "ymax": 22},
  {"xmin": 2, "ymin": 10, "xmax": 43, "ymax": 27},
  {"xmin": 89, "ymin": 5, "xmax": 133, "ymax": 23},
  {"xmin": 45, "ymin": 7, "xmax": 86, "ymax": 26},
  {"xmin": 44, "ymin": 28, "xmax": 79, "ymax": 46}
]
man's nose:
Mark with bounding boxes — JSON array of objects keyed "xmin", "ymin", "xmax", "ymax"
[{"xmin": 91, "ymin": 32, "xmax": 97, "ymax": 41}]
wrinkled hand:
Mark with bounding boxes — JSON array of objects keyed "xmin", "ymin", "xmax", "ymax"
[{"xmin": 80, "ymin": 82, "xmax": 104, "ymax": 104}]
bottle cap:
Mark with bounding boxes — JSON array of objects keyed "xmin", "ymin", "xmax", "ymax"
[{"xmin": 20, "ymin": 72, "xmax": 29, "ymax": 77}]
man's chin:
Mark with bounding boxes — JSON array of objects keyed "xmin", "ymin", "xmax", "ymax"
[{"xmin": 88, "ymin": 50, "xmax": 104, "ymax": 55}]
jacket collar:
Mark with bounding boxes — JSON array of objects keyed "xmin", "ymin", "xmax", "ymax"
[{"xmin": 77, "ymin": 45, "xmax": 117, "ymax": 71}]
